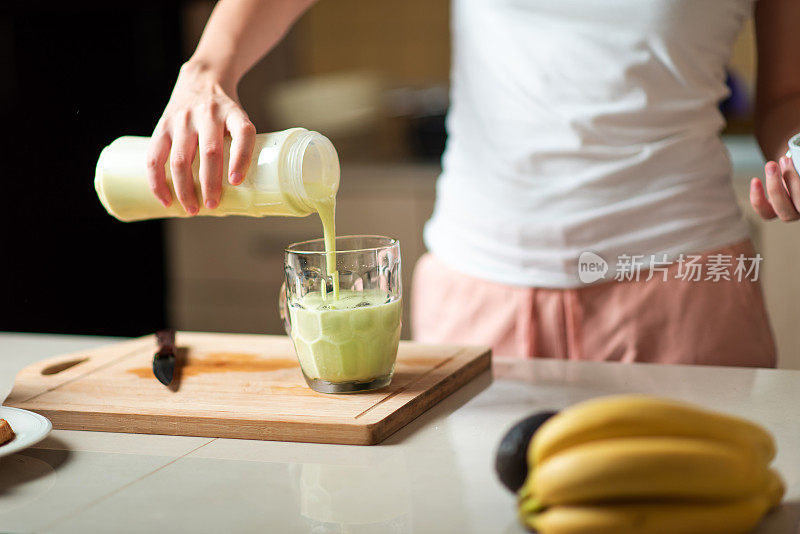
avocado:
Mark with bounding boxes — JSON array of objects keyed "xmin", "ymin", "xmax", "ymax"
[{"xmin": 495, "ymin": 411, "xmax": 558, "ymax": 493}]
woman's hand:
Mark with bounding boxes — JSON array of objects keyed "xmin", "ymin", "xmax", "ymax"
[
  {"xmin": 144, "ymin": 0, "xmax": 318, "ymax": 214},
  {"xmin": 147, "ymin": 61, "xmax": 256, "ymax": 215},
  {"xmin": 750, "ymin": 156, "xmax": 800, "ymax": 221}
]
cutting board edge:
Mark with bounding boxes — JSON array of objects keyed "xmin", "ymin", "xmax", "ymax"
[
  {"xmin": 355, "ymin": 345, "xmax": 492, "ymax": 423},
  {"xmin": 22, "ymin": 409, "xmax": 378, "ymax": 446},
  {"xmin": 364, "ymin": 346, "xmax": 493, "ymax": 443}
]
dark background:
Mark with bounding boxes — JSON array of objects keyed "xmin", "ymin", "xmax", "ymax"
[
  {"xmin": 1, "ymin": 6, "xmax": 182, "ymax": 336},
  {"xmin": 0, "ymin": 2, "xmax": 453, "ymax": 338}
]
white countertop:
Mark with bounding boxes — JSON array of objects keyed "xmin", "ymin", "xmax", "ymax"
[{"xmin": 1, "ymin": 332, "xmax": 798, "ymax": 533}]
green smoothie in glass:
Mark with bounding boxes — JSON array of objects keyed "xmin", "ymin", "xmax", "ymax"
[
  {"xmin": 289, "ymin": 290, "xmax": 402, "ymax": 384},
  {"xmin": 283, "ymin": 236, "xmax": 402, "ymax": 393}
]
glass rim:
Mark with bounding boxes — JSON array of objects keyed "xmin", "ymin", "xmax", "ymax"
[{"xmin": 285, "ymin": 234, "xmax": 399, "ymax": 255}]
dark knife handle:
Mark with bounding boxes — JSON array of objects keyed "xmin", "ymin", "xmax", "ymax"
[
  {"xmin": 153, "ymin": 329, "xmax": 177, "ymax": 386},
  {"xmin": 155, "ymin": 329, "xmax": 175, "ymax": 354}
]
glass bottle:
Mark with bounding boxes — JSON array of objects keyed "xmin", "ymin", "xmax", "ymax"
[{"xmin": 95, "ymin": 128, "xmax": 339, "ymax": 222}]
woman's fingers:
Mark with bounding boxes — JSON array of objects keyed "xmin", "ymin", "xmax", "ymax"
[
  {"xmin": 750, "ymin": 177, "xmax": 777, "ymax": 220},
  {"xmin": 225, "ymin": 112, "xmax": 256, "ymax": 185},
  {"xmin": 764, "ymin": 160, "xmax": 799, "ymax": 221},
  {"xmin": 779, "ymin": 156, "xmax": 800, "ymax": 214},
  {"xmin": 146, "ymin": 131, "xmax": 173, "ymax": 207},
  {"xmin": 197, "ymin": 111, "xmax": 224, "ymax": 209},
  {"xmin": 150, "ymin": 88, "xmax": 253, "ymax": 211},
  {"xmin": 169, "ymin": 115, "xmax": 200, "ymax": 215}
]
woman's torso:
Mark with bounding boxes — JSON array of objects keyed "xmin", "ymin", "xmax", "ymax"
[{"xmin": 424, "ymin": 0, "xmax": 754, "ymax": 287}]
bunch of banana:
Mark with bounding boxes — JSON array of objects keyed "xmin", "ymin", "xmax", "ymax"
[{"xmin": 514, "ymin": 395, "xmax": 784, "ymax": 534}]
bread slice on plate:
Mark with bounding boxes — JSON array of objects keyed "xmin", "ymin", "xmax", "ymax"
[{"xmin": 0, "ymin": 418, "xmax": 15, "ymax": 445}]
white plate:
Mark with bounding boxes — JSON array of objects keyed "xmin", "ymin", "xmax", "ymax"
[{"xmin": 0, "ymin": 406, "xmax": 52, "ymax": 457}]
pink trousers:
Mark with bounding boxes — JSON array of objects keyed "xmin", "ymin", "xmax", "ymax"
[{"xmin": 411, "ymin": 240, "xmax": 776, "ymax": 367}]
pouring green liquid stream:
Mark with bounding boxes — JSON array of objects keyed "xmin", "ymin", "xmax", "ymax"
[{"xmin": 312, "ymin": 195, "xmax": 340, "ymax": 301}]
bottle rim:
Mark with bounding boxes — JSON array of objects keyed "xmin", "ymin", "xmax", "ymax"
[{"xmin": 286, "ymin": 130, "xmax": 340, "ymax": 211}]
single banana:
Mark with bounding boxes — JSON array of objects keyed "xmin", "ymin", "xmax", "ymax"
[
  {"xmin": 523, "ymin": 494, "xmax": 771, "ymax": 534},
  {"xmin": 529, "ymin": 436, "xmax": 766, "ymax": 506},
  {"xmin": 530, "ymin": 395, "xmax": 775, "ymax": 466}
]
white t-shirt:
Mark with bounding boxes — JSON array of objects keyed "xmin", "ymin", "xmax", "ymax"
[{"xmin": 424, "ymin": 0, "xmax": 753, "ymax": 288}]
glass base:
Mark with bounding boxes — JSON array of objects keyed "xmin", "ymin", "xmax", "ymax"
[{"xmin": 303, "ymin": 373, "xmax": 392, "ymax": 394}]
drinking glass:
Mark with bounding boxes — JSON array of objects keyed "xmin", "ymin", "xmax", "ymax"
[{"xmin": 281, "ymin": 235, "xmax": 402, "ymax": 393}]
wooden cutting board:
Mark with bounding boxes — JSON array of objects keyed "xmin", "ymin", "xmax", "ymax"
[{"xmin": 5, "ymin": 332, "xmax": 491, "ymax": 445}]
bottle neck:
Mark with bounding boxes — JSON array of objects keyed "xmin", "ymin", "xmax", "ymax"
[{"xmin": 284, "ymin": 130, "xmax": 340, "ymax": 214}]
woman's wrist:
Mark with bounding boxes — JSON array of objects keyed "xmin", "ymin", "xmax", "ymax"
[
  {"xmin": 755, "ymin": 96, "xmax": 800, "ymax": 161},
  {"xmin": 180, "ymin": 57, "xmax": 240, "ymax": 96}
]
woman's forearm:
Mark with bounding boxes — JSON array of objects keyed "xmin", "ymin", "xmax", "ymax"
[
  {"xmin": 754, "ymin": 0, "xmax": 800, "ymax": 162},
  {"xmin": 755, "ymin": 95, "xmax": 800, "ymax": 162},
  {"xmin": 187, "ymin": 0, "xmax": 317, "ymax": 92}
]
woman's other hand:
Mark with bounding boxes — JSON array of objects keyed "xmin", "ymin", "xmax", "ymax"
[
  {"xmin": 147, "ymin": 62, "xmax": 256, "ymax": 215},
  {"xmin": 752, "ymin": 0, "xmax": 800, "ymax": 222},
  {"xmin": 750, "ymin": 156, "xmax": 800, "ymax": 221}
]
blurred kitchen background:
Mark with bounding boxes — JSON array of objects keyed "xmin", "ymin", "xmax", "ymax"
[{"xmin": 3, "ymin": 3, "xmax": 800, "ymax": 368}]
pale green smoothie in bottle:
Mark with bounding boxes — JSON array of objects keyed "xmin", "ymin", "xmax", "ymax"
[{"xmin": 95, "ymin": 129, "xmax": 339, "ymax": 222}]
